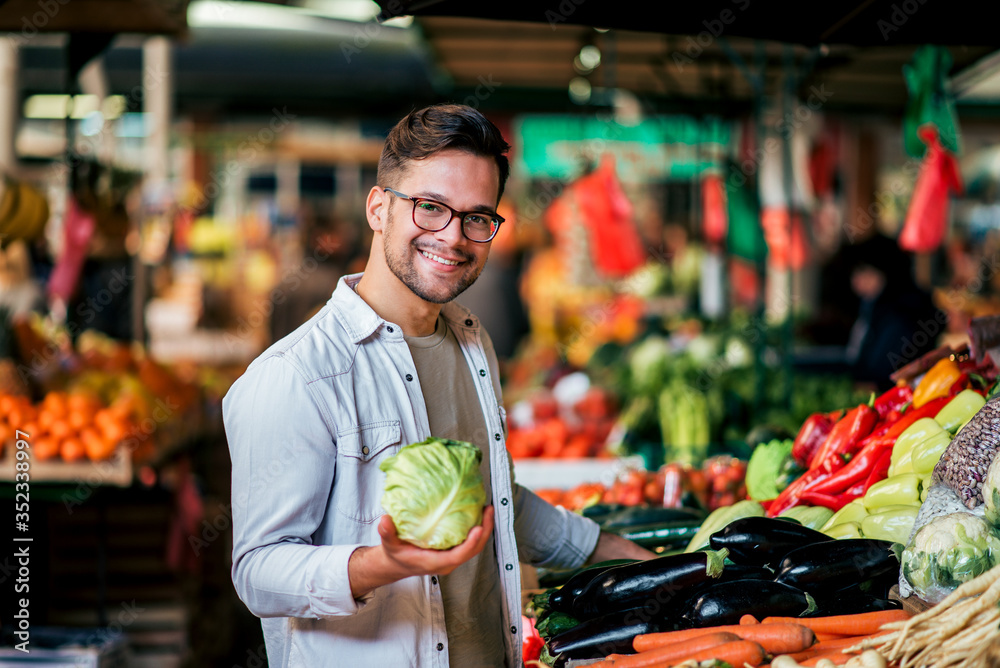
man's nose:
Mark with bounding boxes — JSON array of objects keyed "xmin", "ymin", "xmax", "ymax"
[{"xmin": 434, "ymin": 213, "xmax": 467, "ymax": 245}]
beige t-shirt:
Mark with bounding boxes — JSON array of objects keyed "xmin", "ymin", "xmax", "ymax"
[{"xmin": 405, "ymin": 316, "xmax": 507, "ymax": 667}]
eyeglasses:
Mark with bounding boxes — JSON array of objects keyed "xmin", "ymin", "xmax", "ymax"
[{"xmin": 384, "ymin": 188, "xmax": 504, "ymax": 243}]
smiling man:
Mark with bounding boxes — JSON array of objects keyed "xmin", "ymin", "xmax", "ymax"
[{"xmin": 223, "ymin": 104, "xmax": 653, "ymax": 668}]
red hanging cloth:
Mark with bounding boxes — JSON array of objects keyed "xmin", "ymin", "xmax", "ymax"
[{"xmin": 899, "ymin": 125, "xmax": 963, "ymax": 253}]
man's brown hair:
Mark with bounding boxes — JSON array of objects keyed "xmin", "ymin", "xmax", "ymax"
[{"xmin": 377, "ymin": 104, "xmax": 511, "ymax": 203}]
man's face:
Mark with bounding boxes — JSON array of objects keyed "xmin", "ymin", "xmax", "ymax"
[{"xmin": 380, "ymin": 148, "xmax": 499, "ymax": 304}]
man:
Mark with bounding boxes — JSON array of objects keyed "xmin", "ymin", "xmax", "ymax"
[{"xmin": 223, "ymin": 104, "xmax": 653, "ymax": 668}]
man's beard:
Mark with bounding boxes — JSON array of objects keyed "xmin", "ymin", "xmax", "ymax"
[{"xmin": 382, "ymin": 218, "xmax": 486, "ymax": 304}]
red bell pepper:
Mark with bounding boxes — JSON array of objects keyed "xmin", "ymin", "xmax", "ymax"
[
  {"xmin": 873, "ymin": 385, "xmax": 913, "ymax": 419},
  {"xmin": 948, "ymin": 372, "xmax": 972, "ymax": 397},
  {"xmin": 853, "ymin": 395, "xmax": 951, "ymax": 453},
  {"xmin": 810, "ymin": 403, "xmax": 880, "ymax": 473},
  {"xmin": 804, "ymin": 439, "xmax": 894, "ymax": 496},
  {"xmin": 862, "ymin": 449, "xmax": 893, "ymax": 492},
  {"xmin": 791, "ymin": 410, "xmax": 843, "ymax": 468}
]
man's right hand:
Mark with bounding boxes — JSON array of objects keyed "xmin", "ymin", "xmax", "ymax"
[{"xmin": 348, "ymin": 505, "xmax": 495, "ymax": 599}]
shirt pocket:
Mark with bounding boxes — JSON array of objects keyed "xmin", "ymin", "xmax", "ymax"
[{"xmin": 335, "ymin": 420, "xmax": 402, "ymax": 523}]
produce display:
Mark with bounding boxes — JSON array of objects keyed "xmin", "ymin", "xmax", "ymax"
[
  {"xmin": 380, "ymin": 437, "xmax": 486, "ymax": 550},
  {"xmin": 526, "ymin": 334, "xmax": 1000, "ymax": 667}
]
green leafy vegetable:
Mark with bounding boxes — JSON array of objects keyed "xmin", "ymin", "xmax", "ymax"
[
  {"xmin": 380, "ymin": 437, "xmax": 486, "ymax": 550},
  {"xmin": 745, "ymin": 438, "xmax": 795, "ymax": 501}
]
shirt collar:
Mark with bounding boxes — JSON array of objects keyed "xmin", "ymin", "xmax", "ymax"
[{"xmin": 330, "ymin": 273, "xmax": 480, "ymax": 344}]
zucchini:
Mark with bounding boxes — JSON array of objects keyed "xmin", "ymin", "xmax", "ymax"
[
  {"xmin": 601, "ymin": 505, "xmax": 706, "ymax": 529},
  {"xmin": 548, "ymin": 560, "xmax": 638, "ymax": 613},
  {"xmin": 679, "ymin": 579, "xmax": 816, "ymax": 628},
  {"xmin": 708, "ymin": 516, "xmax": 832, "ymax": 567},
  {"xmin": 774, "ymin": 539, "xmax": 901, "ymax": 594},
  {"xmin": 548, "ymin": 607, "xmax": 660, "ymax": 661},
  {"xmin": 572, "ymin": 548, "xmax": 729, "ymax": 620},
  {"xmin": 683, "ymin": 500, "xmax": 765, "ymax": 553},
  {"xmin": 535, "ymin": 611, "xmax": 580, "ymax": 639},
  {"xmin": 613, "ymin": 520, "xmax": 702, "ymax": 550}
]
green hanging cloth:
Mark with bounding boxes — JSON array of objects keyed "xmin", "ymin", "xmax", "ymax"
[
  {"xmin": 726, "ymin": 164, "xmax": 767, "ymax": 263},
  {"xmin": 903, "ymin": 45, "xmax": 962, "ymax": 158}
]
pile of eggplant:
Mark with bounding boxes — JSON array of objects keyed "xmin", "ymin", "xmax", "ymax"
[{"xmin": 532, "ymin": 516, "xmax": 903, "ymax": 665}]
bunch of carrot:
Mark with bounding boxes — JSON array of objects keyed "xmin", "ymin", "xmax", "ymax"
[{"xmin": 584, "ymin": 609, "xmax": 909, "ymax": 668}]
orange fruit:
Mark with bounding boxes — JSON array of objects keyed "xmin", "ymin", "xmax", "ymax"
[
  {"xmin": 61, "ymin": 437, "xmax": 86, "ymax": 462},
  {"xmin": 68, "ymin": 409, "xmax": 93, "ymax": 432},
  {"xmin": 98, "ymin": 415, "xmax": 128, "ymax": 445},
  {"xmin": 0, "ymin": 423, "xmax": 12, "ymax": 447},
  {"xmin": 0, "ymin": 394, "xmax": 17, "ymax": 416},
  {"xmin": 81, "ymin": 428, "xmax": 116, "ymax": 461},
  {"xmin": 43, "ymin": 392, "xmax": 69, "ymax": 417},
  {"xmin": 67, "ymin": 391, "xmax": 102, "ymax": 414},
  {"xmin": 49, "ymin": 420, "xmax": 72, "ymax": 441},
  {"xmin": 37, "ymin": 410, "xmax": 56, "ymax": 433},
  {"xmin": 19, "ymin": 422, "xmax": 39, "ymax": 440},
  {"xmin": 33, "ymin": 437, "xmax": 60, "ymax": 461}
]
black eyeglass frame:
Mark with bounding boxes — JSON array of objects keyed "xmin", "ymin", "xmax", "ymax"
[{"xmin": 383, "ymin": 187, "xmax": 505, "ymax": 243}]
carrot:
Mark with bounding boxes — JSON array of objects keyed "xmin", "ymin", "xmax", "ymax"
[
  {"xmin": 741, "ymin": 614, "xmax": 760, "ymax": 625},
  {"xmin": 610, "ymin": 640, "xmax": 767, "ymax": 668},
  {"xmin": 760, "ymin": 609, "xmax": 910, "ymax": 636},
  {"xmin": 814, "ymin": 632, "xmax": 848, "ymax": 642},
  {"xmin": 597, "ymin": 632, "xmax": 741, "ymax": 667},
  {"xmin": 634, "ymin": 626, "xmax": 748, "ymax": 652},
  {"xmin": 733, "ymin": 623, "xmax": 816, "ymax": 655}
]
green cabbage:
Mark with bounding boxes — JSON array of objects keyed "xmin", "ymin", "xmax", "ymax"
[{"xmin": 380, "ymin": 437, "xmax": 487, "ymax": 550}]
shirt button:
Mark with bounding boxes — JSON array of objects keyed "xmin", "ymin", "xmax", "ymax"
[
  {"xmin": 501, "ymin": 498, "xmax": 508, "ymax": 506},
  {"xmin": 494, "ymin": 433, "xmax": 501, "ymax": 441},
  {"xmin": 386, "ymin": 326, "xmax": 394, "ymax": 333},
  {"xmin": 405, "ymin": 374, "xmax": 413, "ymax": 381},
  {"xmin": 437, "ymin": 643, "xmax": 444, "ymax": 651},
  {"xmin": 505, "ymin": 563, "xmax": 513, "ymax": 571},
  {"xmin": 465, "ymin": 319, "xmax": 473, "ymax": 326},
  {"xmin": 510, "ymin": 625, "xmax": 517, "ymax": 634},
  {"xmin": 479, "ymin": 369, "xmax": 486, "ymax": 377},
  {"xmin": 362, "ymin": 446, "xmax": 369, "ymax": 456},
  {"xmin": 431, "ymin": 576, "xmax": 438, "ymax": 585}
]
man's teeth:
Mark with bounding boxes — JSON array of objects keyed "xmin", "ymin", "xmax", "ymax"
[{"xmin": 421, "ymin": 250, "xmax": 459, "ymax": 266}]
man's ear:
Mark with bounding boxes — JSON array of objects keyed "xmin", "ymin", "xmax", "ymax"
[{"xmin": 365, "ymin": 187, "xmax": 387, "ymax": 232}]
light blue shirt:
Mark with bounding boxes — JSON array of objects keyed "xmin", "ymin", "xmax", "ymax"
[{"xmin": 223, "ymin": 273, "xmax": 601, "ymax": 668}]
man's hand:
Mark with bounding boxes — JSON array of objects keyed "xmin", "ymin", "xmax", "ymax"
[
  {"xmin": 349, "ymin": 506, "xmax": 495, "ymax": 599},
  {"xmin": 585, "ymin": 531, "xmax": 658, "ymax": 565}
]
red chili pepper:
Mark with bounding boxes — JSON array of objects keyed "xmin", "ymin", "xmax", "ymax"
[
  {"xmin": 766, "ymin": 468, "xmax": 830, "ymax": 517},
  {"xmin": 810, "ymin": 404, "xmax": 880, "ymax": 473},
  {"xmin": 799, "ymin": 484, "xmax": 864, "ymax": 512},
  {"xmin": 791, "ymin": 409, "xmax": 843, "ymax": 468},
  {"xmin": 804, "ymin": 439, "xmax": 894, "ymax": 496},
  {"xmin": 857, "ymin": 395, "xmax": 951, "ymax": 453},
  {"xmin": 873, "ymin": 385, "xmax": 913, "ymax": 419},
  {"xmin": 862, "ymin": 449, "xmax": 893, "ymax": 492}
]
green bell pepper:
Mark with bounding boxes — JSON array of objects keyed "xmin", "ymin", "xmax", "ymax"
[
  {"xmin": 934, "ymin": 389, "xmax": 986, "ymax": 434},
  {"xmin": 821, "ymin": 498, "xmax": 869, "ymax": 531},
  {"xmin": 824, "ymin": 521, "xmax": 864, "ymax": 539},
  {"xmin": 890, "ymin": 418, "xmax": 943, "ymax": 471},
  {"xmin": 861, "ymin": 505, "xmax": 919, "ymax": 544},
  {"xmin": 889, "ymin": 449, "xmax": 915, "ymax": 477},
  {"xmin": 864, "ymin": 473, "xmax": 923, "ymax": 512},
  {"xmin": 911, "ymin": 430, "xmax": 953, "ymax": 475}
]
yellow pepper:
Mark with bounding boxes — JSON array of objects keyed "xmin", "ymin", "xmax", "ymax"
[
  {"xmin": 824, "ymin": 521, "xmax": 863, "ymax": 539},
  {"xmin": 912, "ymin": 357, "xmax": 962, "ymax": 408},
  {"xmin": 821, "ymin": 498, "xmax": 869, "ymax": 531},
  {"xmin": 890, "ymin": 418, "xmax": 943, "ymax": 471}
]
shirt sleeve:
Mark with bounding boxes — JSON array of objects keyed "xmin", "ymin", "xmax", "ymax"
[
  {"xmin": 508, "ymin": 450, "xmax": 601, "ymax": 570},
  {"xmin": 224, "ymin": 354, "xmax": 374, "ymax": 619}
]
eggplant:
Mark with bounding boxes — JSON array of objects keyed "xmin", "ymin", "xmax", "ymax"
[
  {"xmin": 548, "ymin": 560, "xmax": 639, "ymax": 613},
  {"xmin": 775, "ymin": 539, "xmax": 900, "ymax": 594},
  {"xmin": 538, "ymin": 558, "xmax": 637, "ymax": 589},
  {"xmin": 601, "ymin": 505, "xmax": 706, "ymax": 529},
  {"xmin": 612, "ymin": 520, "xmax": 702, "ymax": 550},
  {"xmin": 679, "ymin": 579, "xmax": 816, "ymax": 628},
  {"xmin": 708, "ymin": 516, "xmax": 832, "ymax": 567},
  {"xmin": 805, "ymin": 593, "xmax": 902, "ymax": 617},
  {"xmin": 572, "ymin": 548, "xmax": 729, "ymax": 620},
  {"xmin": 548, "ymin": 607, "xmax": 660, "ymax": 661},
  {"xmin": 535, "ymin": 611, "xmax": 581, "ymax": 639}
]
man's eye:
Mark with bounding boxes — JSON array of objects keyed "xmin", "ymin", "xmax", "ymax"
[
  {"xmin": 417, "ymin": 202, "xmax": 444, "ymax": 213},
  {"xmin": 466, "ymin": 215, "xmax": 490, "ymax": 226}
]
